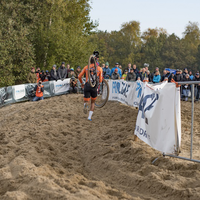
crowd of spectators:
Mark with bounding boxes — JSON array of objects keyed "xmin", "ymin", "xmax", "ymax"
[
  {"xmin": 27, "ymin": 61, "xmax": 200, "ymax": 102},
  {"xmin": 27, "ymin": 62, "xmax": 80, "ymax": 101},
  {"xmin": 101, "ymin": 62, "xmax": 200, "ymax": 102}
]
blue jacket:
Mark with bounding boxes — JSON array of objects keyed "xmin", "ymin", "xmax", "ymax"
[
  {"xmin": 190, "ymin": 75, "xmax": 194, "ymax": 80},
  {"xmin": 103, "ymin": 67, "xmax": 111, "ymax": 79},
  {"xmin": 153, "ymin": 75, "xmax": 161, "ymax": 83},
  {"xmin": 110, "ymin": 67, "xmax": 122, "ymax": 78}
]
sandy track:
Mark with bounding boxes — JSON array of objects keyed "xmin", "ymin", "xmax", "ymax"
[{"xmin": 0, "ymin": 94, "xmax": 200, "ymax": 200}]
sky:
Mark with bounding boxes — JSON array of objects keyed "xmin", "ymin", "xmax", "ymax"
[{"xmin": 89, "ymin": 0, "xmax": 200, "ymax": 38}]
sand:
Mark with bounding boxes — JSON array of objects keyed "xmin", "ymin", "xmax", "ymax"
[{"xmin": 0, "ymin": 94, "xmax": 200, "ymax": 200}]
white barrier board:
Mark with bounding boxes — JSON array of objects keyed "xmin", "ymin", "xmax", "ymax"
[
  {"xmin": 108, "ymin": 80, "xmax": 143, "ymax": 107},
  {"xmin": 108, "ymin": 80, "xmax": 181, "ymax": 154},
  {"xmin": 13, "ymin": 85, "xmax": 26, "ymax": 100},
  {"xmin": 54, "ymin": 79, "xmax": 70, "ymax": 94}
]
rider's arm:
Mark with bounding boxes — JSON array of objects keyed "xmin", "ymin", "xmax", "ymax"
[
  {"xmin": 78, "ymin": 67, "xmax": 86, "ymax": 84},
  {"xmin": 99, "ymin": 67, "xmax": 103, "ymax": 83}
]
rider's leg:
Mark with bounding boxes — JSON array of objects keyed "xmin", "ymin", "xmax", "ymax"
[
  {"xmin": 83, "ymin": 83, "xmax": 90, "ymax": 114},
  {"xmin": 83, "ymin": 98, "xmax": 90, "ymax": 114},
  {"xmin": 88, "ymin": 97, "xmax": 96, "ymax": 120}
]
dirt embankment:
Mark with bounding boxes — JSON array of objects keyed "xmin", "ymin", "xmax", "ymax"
[{"xmin": 0, "ymin": 94, "xmax": 200, "ymax": 200}]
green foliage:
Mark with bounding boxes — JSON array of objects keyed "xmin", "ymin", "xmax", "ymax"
[
  {"xmin": 0, "ymin": 0, "xmax": 200, "ymax": 88},
  {"xmin": 0, "ymin": 1, "xmax": 36, "ymax": 86}
]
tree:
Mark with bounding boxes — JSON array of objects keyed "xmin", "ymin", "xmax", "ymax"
[
  {"xmin": 33, "ymin": 0, "xmax": 97, "ymax": 70},
  {"xmin": 182, "ymin": 22, "xmax": 200, "ymax": 71},
  {"xmin": 161, "ymin": 34, "xmax": 187, "ymax": 69},
  {"xmin": 141, "ymin": 33, "xmax": 167, "ymax": 71},
  {"xmin": 0, "ymin": 0, "xmax": 36, "ymax": 86}
]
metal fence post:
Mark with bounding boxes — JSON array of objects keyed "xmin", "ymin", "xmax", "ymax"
[{"xmin": 190, "ymin": 84, "xmax": 194, "ymax": 159}]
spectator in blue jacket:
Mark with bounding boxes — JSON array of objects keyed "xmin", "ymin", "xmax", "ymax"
[
  {"xmin": 153, "ymin": 71, "xmax": 161, "ymax": 83},
  {"xmin": 189, "ymin": 70, "xmax": 194, "ymax": 80},
  {"xmin": 103, "ymin": 62, "xmax": 111, "ymax": 79},
  {"xmin": 110, "ymin": 63, "xmax": 122, "ymax": 78}
]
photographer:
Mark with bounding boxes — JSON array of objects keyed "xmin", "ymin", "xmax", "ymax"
[
  {"xmin": 69, "ymin": 75, "xmax": 78, "ymax": 93},
  {"xmin": 32, "ymin": 80, "xmax": 44, "ymax": 101}
]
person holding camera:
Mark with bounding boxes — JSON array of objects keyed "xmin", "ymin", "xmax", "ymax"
[
  {"xmin": 42, "ymin": 70, "xmax": 50, "ymax": 82},
  {"xmin": 32, "ymin": 81, "xmax": 44, "ymax": 101},
  {"xmin": 69, "ymin": 75, "xmax": 78, "ymax": 94}
]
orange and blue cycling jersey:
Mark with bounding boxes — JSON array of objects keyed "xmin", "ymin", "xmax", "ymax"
[{"xmin": 78, "ymin": 64, "xmax": 103, "ymax": 84}]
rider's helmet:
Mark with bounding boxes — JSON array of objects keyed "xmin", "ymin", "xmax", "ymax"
[{"xmin": 144, "ymin": 63, "xmax": 149, "ymax": 68}]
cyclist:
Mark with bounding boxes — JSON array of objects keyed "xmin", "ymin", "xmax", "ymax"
[{"xmin": 78, "ymin": 51, "xmax": 103, "ymax": 121}]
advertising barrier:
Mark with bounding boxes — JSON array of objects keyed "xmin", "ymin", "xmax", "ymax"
[
  {"xmin": 108, "ymin": 80, "xmax": 143, "ymax": 107},
  {"xmin": 108, "ymin": 79, "xmax": 181, "ymax": 155},
  {"xmin": 0, "ymin": 78, "xmax": 71, "ymax": 107}
]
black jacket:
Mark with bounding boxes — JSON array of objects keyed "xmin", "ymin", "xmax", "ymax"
[
  {"xmin": 174, "ymin": 74, "xmax": 183, "ymax": 82},
  {"xmin": 194, "ymin": 76, "xmax": 200, "ymax": 89},
  {"xmin": 162, "ymin": 72, "xmax": 173, "ymax": 82},
  {"xmin": 126, "ymin": 72, "xmax": 136, "ymax": 81},
  {"xmin": 50, "ymin": 69, "xmax": 58, "ymax": 81},
  {"xmin": 147, "ymin": 73, "xmax": 153, "ymax": 82},
  {"xmin": 183, "ymin": 77, "xmax": 191, "ymax": 90}
]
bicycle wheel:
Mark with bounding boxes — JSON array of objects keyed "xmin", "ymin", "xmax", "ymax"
[
  {"xmin": 95, "ymin": 79, "xmax": 109, "ymax": 108},
  {"xmin": 88, "ymin": 55, "xmax": 97, "ymax": 88}
]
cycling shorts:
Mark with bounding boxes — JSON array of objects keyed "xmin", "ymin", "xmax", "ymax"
[{"xmin": 84, "ymin": 82, "xmax": 97, "ymax": 100}]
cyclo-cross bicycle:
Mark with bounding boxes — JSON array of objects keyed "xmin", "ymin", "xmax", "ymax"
[{"xmin": 87, "ymin": 53, "xmax": 109, "ymax": 108}]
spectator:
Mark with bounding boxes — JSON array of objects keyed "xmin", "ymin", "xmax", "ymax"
[
  {"xmin": 111, "ymin": 68, "xmax": 120, "ymax": 80},
  {"xmin": 174, "ymin": 69, "xmax": 183, "ymax": 82},
  {"xmin": 126, "ymin": 68, "xmax": 136, "ymax": 81},
  {"xmin": 27, "ymin": 67, "xmax": 37, "ymax": 83},
  {"xmin": 182, "ymin": 74, "xmax": 191, "ymax": 101},
  {"xmin": 162, "ymin": 69, "xmax": 173, "ymax": 82},
  {"xmin": 133, "ymin": 64, "xmax": 139, "ymax": 77},
  {"xmin": 68, "ymin": 68, "xmax": 75, "ymax": 78},
  {"xmin": 124, "ymin": 63, "xmax": 132, "ymax": 73},
  {"xmin": 161, "ymin": 70, "xmax": 167, "ymax": 82},
  {"xmin": 40, "ymin": 70, "xmax": 49, "ymax": 82},
  {"xmin": 75, "ymin": 66, "xmax": 81, "ymax": 78},
  {"xmin": 154, "ymin": 67, "xmax": 159, "ymax": 73},
  {"xmin": 50, "ymin": 65, "xmax": 58, "ymax": 81},
  {"xmin": 103, "ymin": 62, "xmax": 111, "ymax": 79},
  {"xmin": 32, "ymin": 80, "xmax": 44, "ymax": 101},
  {"xmin": 183, "ymin": 68, "xmax": 188, "ymax": 78},
  {"xmin": 119, "ymin": 65, "xmax": 122, "ymax": 71},
  {"xmin": 189, "ymin": 70, "xmax": 194, "ymax": 80},
  {"xmin": 66, "ymin": 64, "xmax": 71, "ymax": 78},
  {"xmin": 146, "ymin": 70, "xmax": 153, "ymax": 82},
  {"xmin": 69, "ymin": 75, "xmax": 78, "ymax": 94},
  {"xmin": 35, "ymin": 68, "xmax": 41, "ymax": 83},
  {"xmin": 58, "ymin": 62, "xmax": 67, "ymax": 80},
  {"xmin": 194, "ymin": 72, "xmax": 200, "ymax": 102},
  {"xmin": 42, "ymin": 70, "xmax": 50, "ymax": 82},
  {"xmin": 139, "ymin": 68, "xmax": 147, "ymax": 81},
  {"xmin": 122, "ymin": 70, "xmax": 128, "ymax": 80},
  {"xmin": 110, "ymin": 63, "xmax": 122, "ymax": 78},
  {"xmin": 101, "ymin": 63, "xmax": 105, "ymax": 69},
  {"xmin": 153, "ymin": 71, "xmax": 161, "ymax": 83}
]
